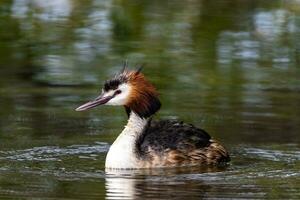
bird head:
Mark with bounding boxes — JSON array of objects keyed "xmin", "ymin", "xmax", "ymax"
[{"xmin": 76, "ymin": 64, "xmax": 161, "ymax": 118}]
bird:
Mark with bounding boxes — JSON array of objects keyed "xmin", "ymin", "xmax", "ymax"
[{"xmin": 75, "ymin": 64, "xmax": 230, "ymax": 169}]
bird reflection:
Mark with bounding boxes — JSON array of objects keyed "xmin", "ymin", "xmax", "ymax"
[{"xmin": 105, "ymin": 166, "xmax": 228, "ymax": 199}]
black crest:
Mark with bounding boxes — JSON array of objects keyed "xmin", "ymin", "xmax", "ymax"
[
  {"xmin": 103, "ymin": 61, "xmax": 145, "ymax": 92},
  {"xmin": 103, "ymin": 61, "xmax": 129, "ymax": 91}
]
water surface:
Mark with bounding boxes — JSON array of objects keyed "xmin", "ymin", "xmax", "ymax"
[{"xmin": 0, "ymin": 0, "xmax": 300, "ymax": 199}]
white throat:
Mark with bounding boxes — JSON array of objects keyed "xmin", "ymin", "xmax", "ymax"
[{"xmin": 105, "ymin": 112, "xmax": 149, "ymax": 169}]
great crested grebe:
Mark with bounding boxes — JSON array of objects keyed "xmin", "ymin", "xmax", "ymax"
[{"xmin": 76, "ymin": 65, "xmax": 230, "ymax": 169}]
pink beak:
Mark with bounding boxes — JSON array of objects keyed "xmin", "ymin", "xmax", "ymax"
[{"xmin": 75, "ymin": 94, "xmax": 113, "ymax": 111}]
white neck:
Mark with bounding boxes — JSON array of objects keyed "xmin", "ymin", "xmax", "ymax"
[{"xmin": 105, "ymin": 112, "xmax": 149, "ymax": 169}]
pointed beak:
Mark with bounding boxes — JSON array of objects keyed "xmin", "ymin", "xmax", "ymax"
[{"xmin": 75, "ymin": 94, "xmax": 113, "ymax": 111}]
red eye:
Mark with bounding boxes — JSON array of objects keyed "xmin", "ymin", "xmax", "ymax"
[{"xmin": 115, "ymin": 90, "xmax": 121, "ymax": 95}]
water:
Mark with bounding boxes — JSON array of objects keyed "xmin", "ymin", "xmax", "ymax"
[{"xmin": 0, "ymin": 0, "xmax": 300, "ymax": 199}]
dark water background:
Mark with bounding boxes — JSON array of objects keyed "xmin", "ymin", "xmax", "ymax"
[{"xmin": 0, "ymin": 0, "xmax": 300, "ymax": 199}]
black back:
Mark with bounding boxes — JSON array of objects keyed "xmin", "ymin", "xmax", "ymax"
[{"xmin": 135, "ymin": 119, "xmax": 211, "ymax": 157}]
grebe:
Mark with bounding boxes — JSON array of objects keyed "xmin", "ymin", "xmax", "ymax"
[{"xmin": 76, "ymin": 65, "xmax": 230, "ymax": 169}]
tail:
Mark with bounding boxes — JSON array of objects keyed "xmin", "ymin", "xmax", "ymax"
[{"xmin": 205, "ymin": 139, "xmax": 230, "ymax": 164}]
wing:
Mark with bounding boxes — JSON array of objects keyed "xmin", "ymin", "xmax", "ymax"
[
  {"xmin": 135, "ymin": 120, "xmax": 230, "ymax": 167},
  {"xmin": 137, "ymin": 120, "xmax": 212, "ymax": 153}
]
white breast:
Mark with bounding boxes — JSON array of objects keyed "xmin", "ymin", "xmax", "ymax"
[
  {"xmin": 105, "ymin": 134, "xmax": 139, "ymax": 169},
  {"xmin": 105, "ymin": 112, "xmax": 148, "ymax": 169}
]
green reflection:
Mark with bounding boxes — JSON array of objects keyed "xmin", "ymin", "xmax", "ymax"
[{"xmin": 0, "ymin": 0, "xmax": 300, "ymax": 199}]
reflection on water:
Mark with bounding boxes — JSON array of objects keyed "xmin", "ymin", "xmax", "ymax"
[
  {"xmin": 105, "ymin": 144, "xmax": 300, "ymax": 199},
  {"xmin": 0, "ymin": 0, "xmax": 300, "ymax": 199},
  {"xmin": 0, "ymin": 142, "xmax": 109, "ymax": 161},
  {"xmin": 0, "ymin": 142, "xmax": 299, "ymax": 198},
  {"xmin": 105, "ymin": 166, "xmax": 227, "ymax": 199},
  {"xmin": 11, "ymin": 0, "xmax": 73, "ymax": 21}
]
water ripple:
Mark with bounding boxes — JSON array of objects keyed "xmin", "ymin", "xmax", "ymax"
[
  {"xmin": 0, "ymin": 142, "xmax": 110, "ymax": 161},
  {"xmin": 243, "ymin": 146, "xmax": 300, "ymax": 162}
]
